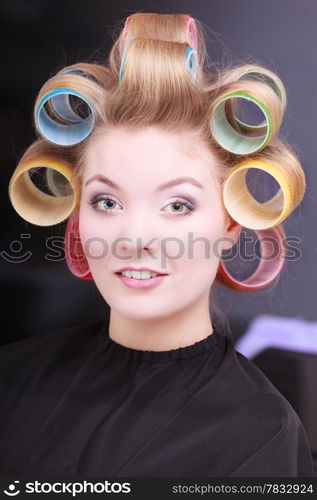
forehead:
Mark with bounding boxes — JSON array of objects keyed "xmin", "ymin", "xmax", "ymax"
[{"xmin": 82, "ymin": 126, "xmax": 217, "ymax": 184}]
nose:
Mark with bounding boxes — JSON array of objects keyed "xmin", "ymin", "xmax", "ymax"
[{"xmin": 115, "ymin": 211, "xmax": 160, "ymax": 258}]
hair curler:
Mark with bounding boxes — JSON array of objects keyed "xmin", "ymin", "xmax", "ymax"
[
  {"xmin": 119, "ymin": 39, "xmax": 197, "ymax": 82},
  {"xmin": 208, "ymin": 77, "xmax": 284, "ymax": 155},
  {"xmin": 222, "ymin": 158, "xmax": 295, "ymax": 230},
  {"xmin": 9, "ymin": 150, "xmax": 78, "ymax": 226},
  {"xmin": 34, "ymin": 64, "xmax": 106, "ymax": 146},
  {"xmin": 64, "ymin": 211, "xmax": 93, "ymax": 279},
  {"xmin": 217, "ymin": 225, "xmax": 286, "ymax": 290}
]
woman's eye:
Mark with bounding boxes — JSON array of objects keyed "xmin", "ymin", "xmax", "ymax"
[
  {"xmin": 163, "ymin": 199, "xmax": 194, "ymax": 216},
  {"xmin": 88, "ymin": 196, "xmax": 121, "ymax": 213},
  {"xmin": 87, "ymin": 196, "xmax": 195, "ymax": 216}
]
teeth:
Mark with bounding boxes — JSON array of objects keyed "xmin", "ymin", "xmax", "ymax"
[{"xmin": 121, "ymin": 270, "xmax": 158, "ymax": 279}]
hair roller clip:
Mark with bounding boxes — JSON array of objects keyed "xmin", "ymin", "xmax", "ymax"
[
  {"xmin": 217, "ymin": 226, "xmax": 286, "ymax": 291},
  {"xmin": 185, "ymin": 15, "xmax": 198, "ymax": 51},
  {"xmin": 185, "ymin": 47, "xmax": 197, "ymax": 81},
  {"xmin": 222, "ymin": 159, "xmax": 293, "ymax": 230},
  {"xmin": 8, "ymin": 153, "xmax": 77, "ymax": 226}
]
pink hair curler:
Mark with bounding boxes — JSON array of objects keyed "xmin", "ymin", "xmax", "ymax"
[
  {"xmin": 64, "ymin": 211, "xmax": 93, "ymax": 280},
  {"xmin": 217, "ymin": 226, "xmax": 286, "ymax": 290},
  {"xmin": 185, "ymin": 15, "xmax": 198, "ymax": 51},
  {"xmin": 123, "ymin": 15, "xmax": 132, "ymax": 37}
]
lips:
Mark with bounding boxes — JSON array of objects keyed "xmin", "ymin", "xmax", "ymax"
[
  {"xmin": 116, "ymin": 272, "xmax": 167, "ymax": 289},
  {"xmin": 115, "ymin": 267, "xmax": 167, "ymax": 275}
]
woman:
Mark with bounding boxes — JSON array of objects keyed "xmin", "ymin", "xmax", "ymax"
[{"xmin": 1, "ymin": 12, "xmax": 314, "ymax": 477}]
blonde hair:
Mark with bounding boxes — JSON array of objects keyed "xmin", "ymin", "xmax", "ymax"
[{"xmin": 8, "ymin": 12, "xmax": 306, "ymax": 331}]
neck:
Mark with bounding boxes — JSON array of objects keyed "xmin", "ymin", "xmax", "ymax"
[{"xmin": 108, "ymin": 296, "xmax": 214, "ymax": 351}]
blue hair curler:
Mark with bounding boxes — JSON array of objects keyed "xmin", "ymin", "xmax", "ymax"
[
  {"xmin": 48, "ymin": 67, "xmax": 88, "ymax": 123},
  {"xmin": 185, "ymin": 47, "xmax": 197, "ymax": 81},
  {"xmin": 35, "ymin": 87, "xmax": 95, "ymax": 146},
  {"xmin": 119, "ymin": 42, "xmax": 197, "ymax": 82},
  {"xmin": 119, "ymin": 40, "xmax": 132, "ymax": 81}
]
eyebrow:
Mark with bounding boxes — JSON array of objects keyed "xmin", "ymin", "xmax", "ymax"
[{"xmin": 84, "ymin": 174, "xmax": 204, "ymax": 192}]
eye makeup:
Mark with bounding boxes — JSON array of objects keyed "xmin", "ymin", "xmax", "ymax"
[{"xmin": 87, "ymin": 194, "xmax": 197, "ymax": 217}]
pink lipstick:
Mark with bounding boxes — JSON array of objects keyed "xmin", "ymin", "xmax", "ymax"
[
  {"xmin": 116, "ymin": 274, "xmax": 166, "ymax": 289},
  {"xmin": 115, "ymin": 270, "xmax": 167, "ymax": 289}
]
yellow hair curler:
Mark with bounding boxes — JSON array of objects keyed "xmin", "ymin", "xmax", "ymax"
[
  {"xmin": 223, "ymin": 159, "xmax": 299, "ymax": 230},
  {"xmin": 9, "ymin": 152, "xmax": 78, "ymax": 226}
]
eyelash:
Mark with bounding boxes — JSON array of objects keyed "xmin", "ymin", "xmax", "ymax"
[{"xmin": 87, "ymin": 195, "xmax": 195, "ymax": 217}]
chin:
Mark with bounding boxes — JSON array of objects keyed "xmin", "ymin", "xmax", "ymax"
[
  {"xmin": 108, "ymin": 300, "xmax": 173, "ymax": 322},
  {"xmin": 114, "ymin": 310, "xmax": 165, "ymax": 322}
]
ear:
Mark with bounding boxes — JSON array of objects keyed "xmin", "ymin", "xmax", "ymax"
[{"xmin": 221, "ymin": 213, "xmax": 242, "ymax": 251}]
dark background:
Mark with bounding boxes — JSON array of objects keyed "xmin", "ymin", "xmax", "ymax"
[{"xmin": 0, "ymin": 0, "xmax": 316, "ymax": 343}]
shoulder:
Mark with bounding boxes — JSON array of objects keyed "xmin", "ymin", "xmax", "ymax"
[
  {"xmin": 0, "ymin": 317, "xmax": 107, "ymax": 415},
  {"xmin": 0, "ymin": 317, "xmax": 106, "ymax": 371},
  {"xmin": 220, "ymin": 337, "xmax": 303, "ymax": 425},
  {"xmin": 213, "ymin": 336, "xmax": 314, "ymax": 476},
  {"xmin": 227, "ymin": 390, "xmax": 314, "ymax": 476},
  {"xmin": 212, "ymin": 335, "xmax": 299, "ymax": 432},
  {"xmin": 219, "ymin": 335, "xmax": 291, "ymax": 401}
]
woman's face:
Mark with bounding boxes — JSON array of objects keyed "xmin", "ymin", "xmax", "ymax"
[{"xmin": 79, "ymin": 126, "xmax": 237, "ymax": 321}]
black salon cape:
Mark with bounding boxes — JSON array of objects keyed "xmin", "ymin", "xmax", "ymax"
[{"xmin": 0, "ymin": 316, "xmax": 314, "ymax": 478}]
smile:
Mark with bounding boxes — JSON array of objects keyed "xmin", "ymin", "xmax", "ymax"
[{"xmin": 116, "ymin": 273, "xmax": 167, "ymax": 289}]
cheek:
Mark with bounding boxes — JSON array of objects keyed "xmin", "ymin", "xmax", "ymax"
[
  {"xmin": 78, "ymin": 211, "xmax": 109, "ymax": 261},
  {"xmin": 178, "ymin": 215, "xmax": 225, "ymax": 265},
  {"xmin": 85, "ymin": 239, "xmax": 109, "ymax": 261}
]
